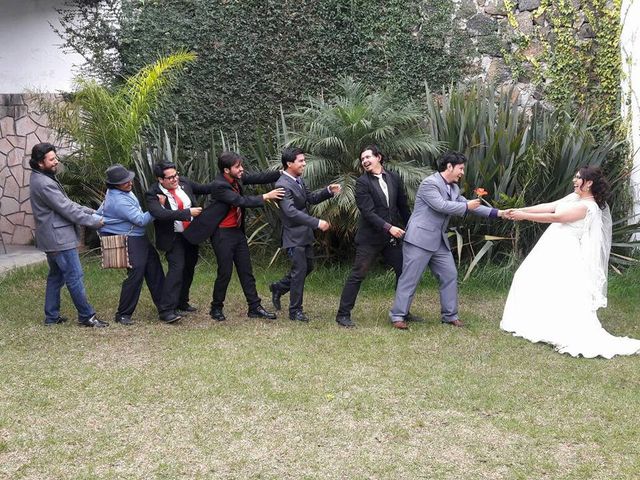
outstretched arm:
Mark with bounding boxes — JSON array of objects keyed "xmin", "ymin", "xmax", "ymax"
[
  {"xmin": 39, "ymin": 182, "xmax": 102, "ymax": 228},
  {"xmin": 242, "ymin": 170, "xmax": 281, "ymax": 185},
  {"xmin": 145, "ymin": 191, "xmax": 193, "ymax": 221},
  {"xmin": 306, "ymin": 185, "xmax": 334, "ymax": 205},
  {"xmin": 420, "ymin": 181, "xmax": 468, "ymax": 217},
  {"xmin": 517, "ymin": 193, "xmax": 576, "ymax": 214},
  {"xmin": 511, "ymin": 203, "xmax": 587, "ymax": 223}
]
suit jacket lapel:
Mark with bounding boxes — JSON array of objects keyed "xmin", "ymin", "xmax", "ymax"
[{"xmin": 284, "ymin": 174, "xmax": 304, "ymax": 200}]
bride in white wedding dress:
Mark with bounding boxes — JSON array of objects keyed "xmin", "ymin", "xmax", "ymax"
[{"xmin": 500, "ymin": 166, "xmax": 640, "ymax": 358}]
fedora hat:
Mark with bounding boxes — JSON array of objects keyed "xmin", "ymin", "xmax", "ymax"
[{"xmin": 105, "ymin": 164, "xmax": 135, "ymax": 185}]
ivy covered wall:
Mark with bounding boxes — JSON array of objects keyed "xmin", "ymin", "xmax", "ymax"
[
  {"xmin": 56, "ymin": 0, "xmax": 624, "ymax": 146},
  {"xmin": 103, "ymin": 0, "xmax": 470, "ymax": 148}
]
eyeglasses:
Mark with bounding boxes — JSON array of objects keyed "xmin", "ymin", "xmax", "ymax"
[{"xmin": 164, "ymin": 172, "xmax": 179, "ymax": 180}]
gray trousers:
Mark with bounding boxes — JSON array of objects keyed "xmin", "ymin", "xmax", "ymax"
[{"xmin": 389, "ymin": 240, "xmax": 459, "ymax": 323}]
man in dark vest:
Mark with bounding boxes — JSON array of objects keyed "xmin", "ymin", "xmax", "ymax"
[{"xmin": 184, "ymin": 151, "xmax": 283, "ymax": 321}]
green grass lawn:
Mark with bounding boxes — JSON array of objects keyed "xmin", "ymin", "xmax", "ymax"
[{"xmin": 1, "ymin": 256, "xmax": 639, "ymax": 479}]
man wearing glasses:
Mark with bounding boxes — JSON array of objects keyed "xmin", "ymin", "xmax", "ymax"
[{"xmin": 146, "ymin": 162, "xmax": 211, "ymax": 323}]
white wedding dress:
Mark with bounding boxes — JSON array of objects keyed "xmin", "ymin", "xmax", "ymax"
[{"xmin": 500, "ymin": 194, "xmax": 640, "ymax": 358}]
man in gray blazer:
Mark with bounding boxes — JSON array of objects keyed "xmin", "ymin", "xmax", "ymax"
[
  {"xmin": 269, "ymin": 147, "xmax": 341, "ymax": 322},
  {"xmin": 29, "ymin": 143, "xmax": 108, "ymax": 327},
  {"xmin": 389, "ymin": 151, "xmax": 506, "ymax": 329}
]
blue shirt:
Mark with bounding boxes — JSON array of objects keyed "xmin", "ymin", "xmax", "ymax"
[{"xmin": 97, "ymin": 189, "xmax": 153, "ymax": 236}]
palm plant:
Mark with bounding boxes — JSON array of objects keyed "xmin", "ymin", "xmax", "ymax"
[
  {"xmin": 44, "ymin": 50, "xmax": 196, "ymax": 205},
  {"xmin": 283, "ymin": 76, "xmax": 441, "ymax": 253}
]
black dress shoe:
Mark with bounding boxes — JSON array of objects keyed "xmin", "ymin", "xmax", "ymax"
[
  {"xmin": 269, "ymin": 283, "xmax": 282, "ymax": 311},
  {"xmin": 248, "ymin": 306, "xmax": 277, "ymax": 320},
  {"xmin": 44, "ymin": 316, "xmax": 68, "ymax": 326},
  {"xmin": 289, "ymin": 310, "xmax": 309, "ymax": 322},
  {"xmin": 115, "ymin": 314, "xmax": 134, "ymax": 326},
  {"xmin": 336, "ymin": 315, "xmax": 355, "ymax": 328},
  {"xmin": 79, "ymin": 315, "xmax": 109, "ymax": 328},
  {"xmin": 177, "ymin": 303, "xmax": 197, "ymax": 313},
  {"xmin": 159, "ymin": 311, "xmax": 182, "ymax": 323},
  {"xmin": 210, "ymin": 308, "xmax": 226, "ymax": 321},
  {"xmin": 405, "ymin": 312, "xmax": 425, "ymax": 323}
]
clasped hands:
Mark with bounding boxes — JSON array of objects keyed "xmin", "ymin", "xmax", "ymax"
[
  {"xmin": 499, "ymin": 208, "xmax": 525, "ymax": 221},
  {"xmin": 466, "ymin": 198, "xmax": 524, "ymax": 221}
]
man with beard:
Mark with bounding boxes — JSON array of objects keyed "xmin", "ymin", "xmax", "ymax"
[
  {"xmin": 29, "ymin": 143, "xmax": 108, "ymax": 327},
  {"xmin": 184, "ymin": 151, "xmax": 283, "ymax": 321}
]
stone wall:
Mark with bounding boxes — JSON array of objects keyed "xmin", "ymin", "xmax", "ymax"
[
  {"xmin": 0, "ymin": 93, "xmax": 60, "ymax": 245},
  {"xmin": 455, "ymin": 0, "xmax": 595, "ymax": 109}
]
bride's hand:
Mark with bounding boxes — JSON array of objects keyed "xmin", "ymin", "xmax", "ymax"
[{"xmin": 510, "ymin": 210, "xmax": 527, "ymax": 221}]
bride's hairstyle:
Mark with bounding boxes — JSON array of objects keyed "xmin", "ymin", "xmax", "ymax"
[{"xmin": 578, "ymin": 166, "xmax": 611, "ymax": 209}]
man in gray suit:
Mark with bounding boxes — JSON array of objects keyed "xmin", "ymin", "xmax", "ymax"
[
  {"xmin": 269, "ymin": 147, "xmax": 341, "ymax": 322},
  {"xmin": 29, "ymin": 143, "xmax": 108, "ymax": 327},
  {"xmin": 389, "ymin": 151, "xmax": 506, "ymax": 329}
]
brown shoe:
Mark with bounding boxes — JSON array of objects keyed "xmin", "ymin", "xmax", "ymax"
[
  {"xmin": 444, "ymin": 319, "xmax": 464, "ymax": 327},
  {"xmin": 392, "ymin": 321, "xmax": 409, "ymax": 330}
]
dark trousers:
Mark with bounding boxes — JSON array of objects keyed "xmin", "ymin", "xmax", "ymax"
[
  {"xmin": 337, "ymin": 241, "xmax": 403, "ymax": 317},
  {"xmin": 116, "ymin": 235, "xmax": 165, "ymax": 317},
  {"xmin": 158, "ymin": 233, "xmax": 199, "ymax": 313},
  {"xmin": 211, "ymin": 227, "xmax": 261, "ymax": 311},
  {"xmin": 272, "ymin": 245, "xmax": 314, "ymax": 314}
]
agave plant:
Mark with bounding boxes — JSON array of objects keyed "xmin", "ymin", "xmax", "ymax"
[
  {"xmin": 282, "ymin": 76, "xmax": 441, "ymax": 253},
  {"xmin": 423, "ymin": 80, "xmax": 632, "ymax": 275},
  {"xmin": 43, "ymin": 50, "xmax": 196, "ymax": 205}
]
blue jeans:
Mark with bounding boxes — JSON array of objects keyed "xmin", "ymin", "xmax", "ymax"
[{"xmin": 44, "ymin": 248, "xmax": 95, "ymax": 323}]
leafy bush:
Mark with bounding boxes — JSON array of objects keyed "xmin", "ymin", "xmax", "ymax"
[{"xmin": 282, "ymin": 77, "xmax": 439, "ymax": 254}]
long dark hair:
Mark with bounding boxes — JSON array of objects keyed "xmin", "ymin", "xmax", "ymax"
[{"xmin": 578, "ymin": 166, "xmax": 610, "ymax": 209}]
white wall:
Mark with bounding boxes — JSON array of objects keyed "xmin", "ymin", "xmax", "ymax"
[
  {"xmin": 621, "ymin": 0, "xmax": 640, "ymax": 215},
  {"xmin": 0, "ymin": 0, "xmax": 85, "ymax": 93}
]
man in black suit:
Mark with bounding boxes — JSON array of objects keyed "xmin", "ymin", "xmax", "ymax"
[
  {"xmin": 269, "ymin": 147, "xmax": 341, "ymax": 322},
  {"xmin": 146, "ymin": 162, "xmax": 210, "ymax": 323},
  {"xmin": 335, "ymin": 145, "xmax": 412, "ymax": 328},
  {"xmin": 188, "ymin": 151, "xmax": 284, "ymax": 321}
]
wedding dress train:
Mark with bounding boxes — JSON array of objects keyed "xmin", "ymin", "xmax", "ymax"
[{"xmin": 500, "ymin": 195, "xmax": 640, "ymax": 359}]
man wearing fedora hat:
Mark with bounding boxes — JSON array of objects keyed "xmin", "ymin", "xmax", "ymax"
[{"xmin": 98, "ymin": 164, "xmax": 168, "ymax": 324}]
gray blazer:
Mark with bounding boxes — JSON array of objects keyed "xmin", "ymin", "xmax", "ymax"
[
  {"xmin": 276, "ymin": 174, "xmax": 333, "ymax": 248},
  {"xmin": 403, "ymin": 172, "xmax": 495, "ymax": 252},
  {"xmin": 29, "ymin": 169, "xmax": 101, "ymax": 252}
]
